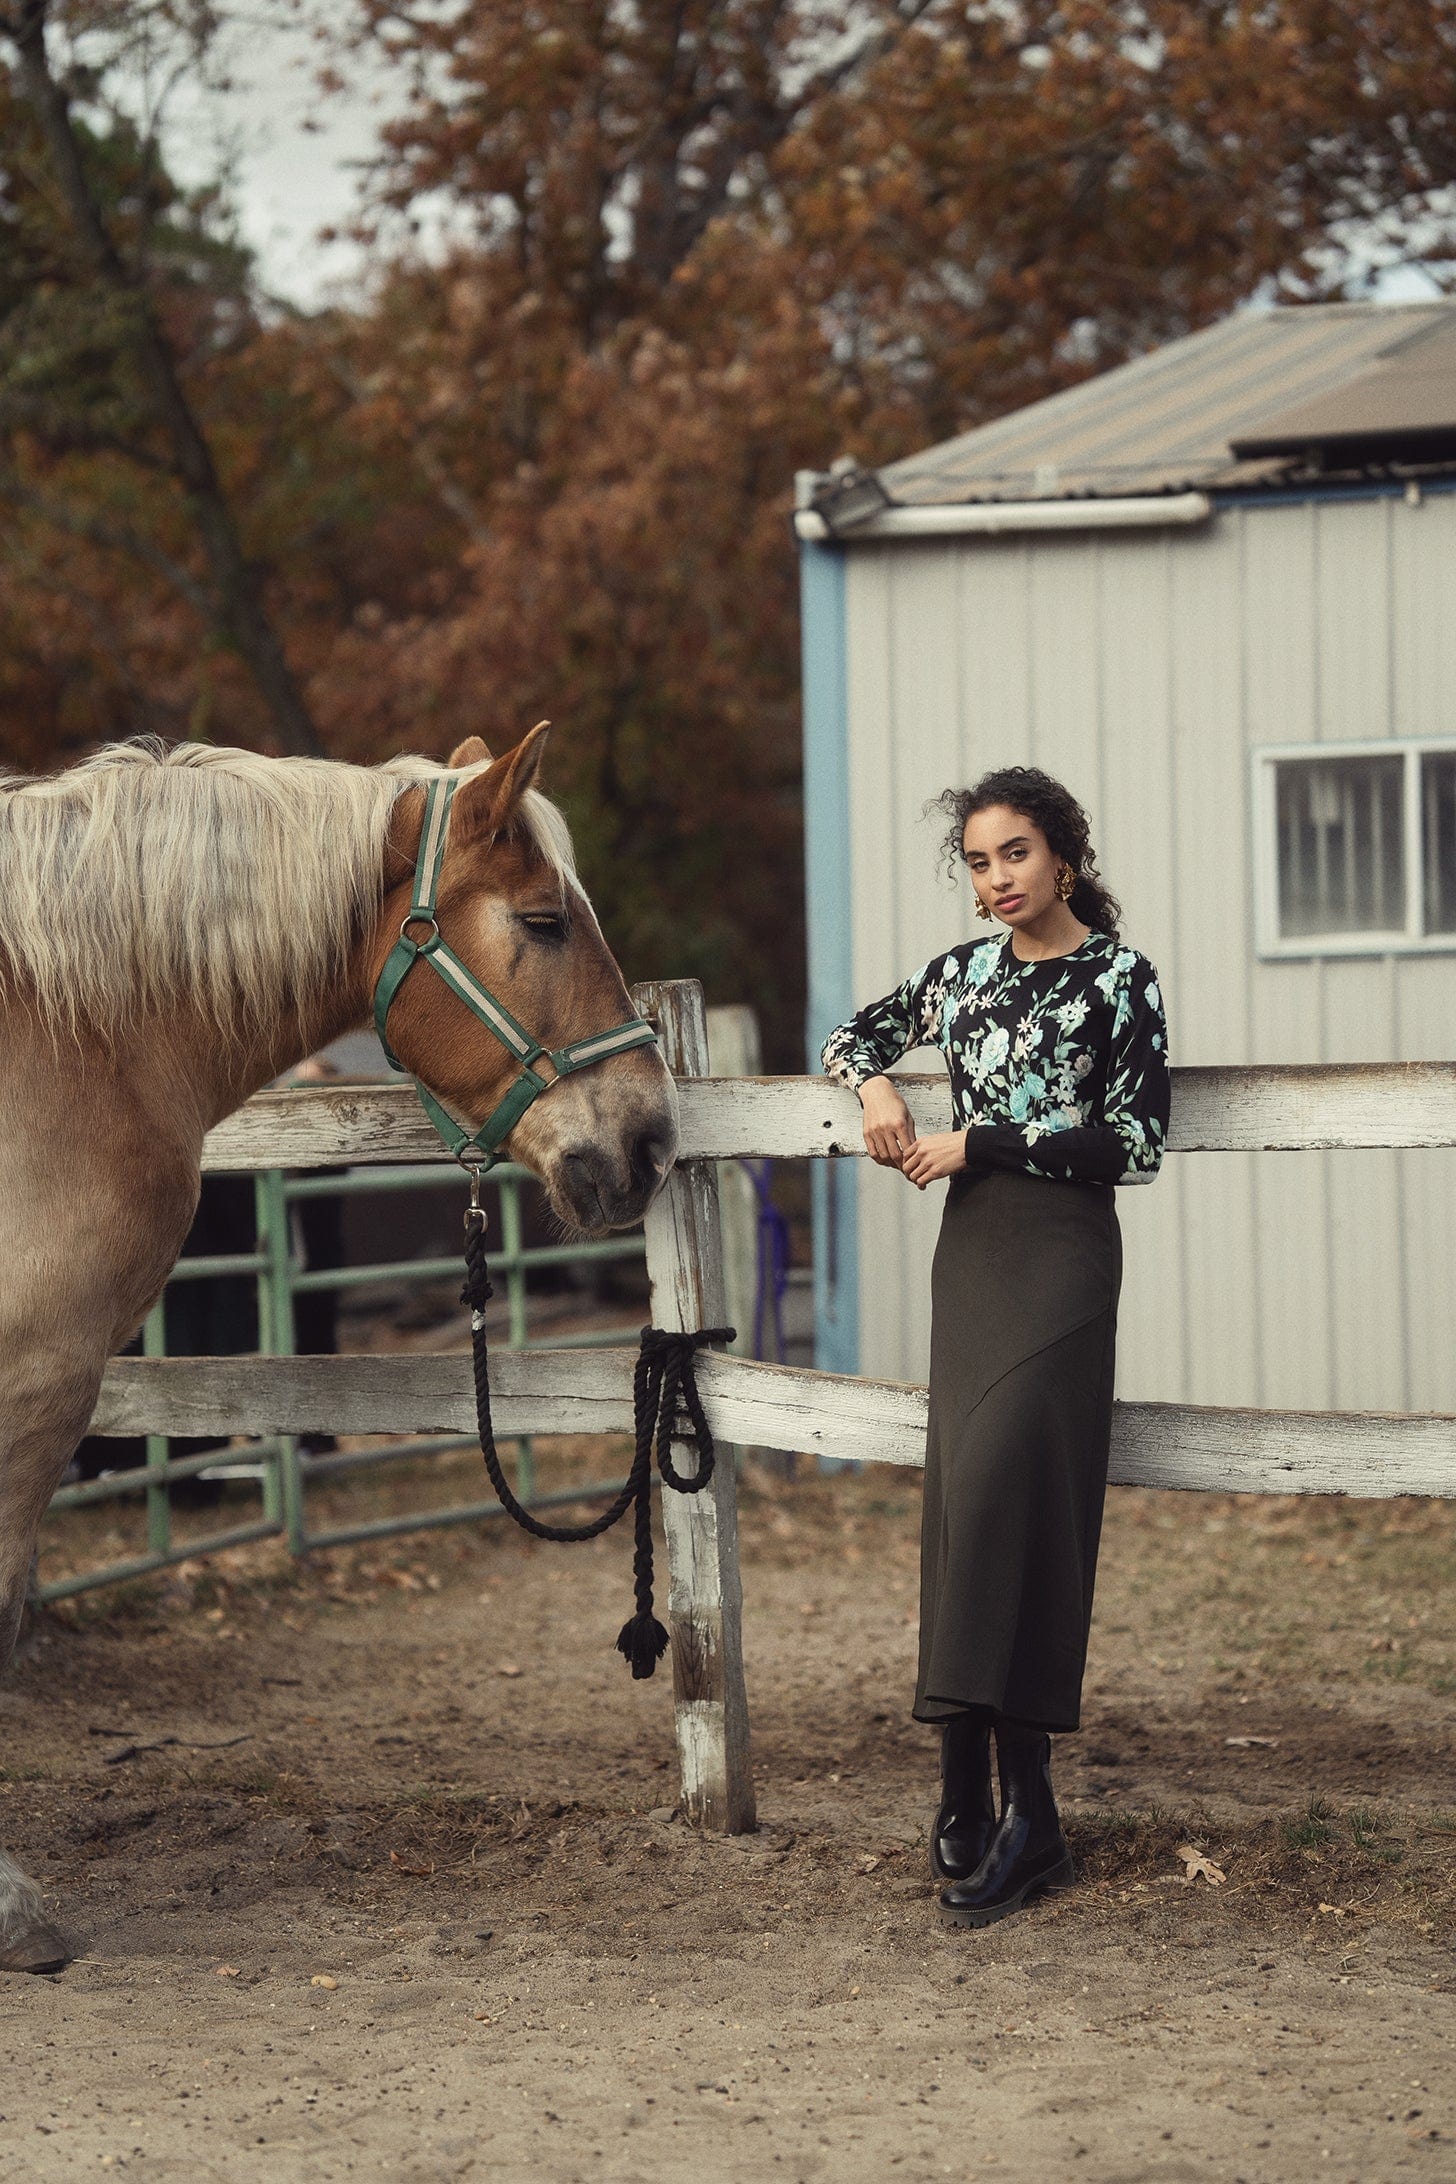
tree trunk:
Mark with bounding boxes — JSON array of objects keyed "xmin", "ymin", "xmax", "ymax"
[{"xmin": 8, "ymin": 0, "xmax": 324, "ymax": 757}]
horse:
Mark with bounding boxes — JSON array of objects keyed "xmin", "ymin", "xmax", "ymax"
[{"xmin": 0, "ymin": 723, "xmax": 678, "ymax": 1974}]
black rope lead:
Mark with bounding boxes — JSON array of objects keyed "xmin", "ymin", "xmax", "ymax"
[{"xmin": 461, "ymin": 1207, "xmax": 732, "ymax": 1678}]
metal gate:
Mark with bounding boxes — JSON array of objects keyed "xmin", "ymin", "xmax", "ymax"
[{"xmin": 39, "ymin": 1161, "xmax": 645, "ymax": 1601}]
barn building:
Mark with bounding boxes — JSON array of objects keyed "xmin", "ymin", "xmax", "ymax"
[{"xmin": 798, "ymin": 300, "xmax": 1456, "ymax": 1415}]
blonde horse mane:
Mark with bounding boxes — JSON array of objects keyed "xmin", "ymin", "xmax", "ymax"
[{"xmin": 0, "ymin": 738, "xmax": 577, "ymax": 1042}]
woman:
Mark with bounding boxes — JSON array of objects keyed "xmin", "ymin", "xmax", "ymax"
[{"xmin": 821, "ymin": 766, "xmax": 1169, "ymax": 1928}]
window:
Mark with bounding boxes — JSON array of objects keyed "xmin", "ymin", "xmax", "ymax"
[
  {"xmin": 1254, "ymin": 740, "xmax": 1456, "ymax": 956},
  {"xmin": 1425, "ymin": 748, "xmax": 1456, "ymax": 934}
]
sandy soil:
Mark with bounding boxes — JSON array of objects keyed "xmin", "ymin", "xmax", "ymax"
[{"xmin": 3, "ymin": 1451, "xmax": 1455, "ymax": 2183}]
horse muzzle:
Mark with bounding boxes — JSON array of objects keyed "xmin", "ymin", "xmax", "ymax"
[{"xmin": 554, "ymin": 1119, "xmax": 677, "ymax": 1233}]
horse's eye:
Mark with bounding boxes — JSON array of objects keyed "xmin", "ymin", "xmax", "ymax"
[{"xmin": 518, "ymin": 912, "xmax": 570, "ymax": 942}]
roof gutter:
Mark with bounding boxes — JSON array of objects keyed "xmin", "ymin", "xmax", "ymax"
[{"xmin": 793, "ymin": 490, "xmax": 1213, "ymax": 543}]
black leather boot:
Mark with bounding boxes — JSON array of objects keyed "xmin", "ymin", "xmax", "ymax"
[
  {"xmin": 939, "ymin": 1721, "xmax": 1074, "ymax": 1927},
  {"xmin": 930, "ymin": 1711, "xmax": 996, "ymax": 1884}
]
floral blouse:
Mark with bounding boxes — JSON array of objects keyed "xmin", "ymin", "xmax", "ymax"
[{"xmin": 821, "ymin": 928, "xmax": 1170, "ymax": 1187}]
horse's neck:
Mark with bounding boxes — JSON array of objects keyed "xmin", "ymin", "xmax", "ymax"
[{"xmin": 177, "ymin": 952, "xmax": 374, "ymax": 1133}]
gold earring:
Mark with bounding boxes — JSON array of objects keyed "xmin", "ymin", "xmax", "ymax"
[
  {"xmin": 974, "ymin": 895, "xmax": 991, "ymax": 920},
  {"xmin": 1055, "ymin": 864, "xmax": 1076, "ymax": 901}
]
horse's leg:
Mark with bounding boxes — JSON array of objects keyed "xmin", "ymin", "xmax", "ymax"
[
  {"xmin": 0, "ymin": 1338, "xmax": 108, "ymax": 1973},
  {"xmin": 0, "ymin": 1128, "xmax": 194, "ymax": 1971},
  {"xmin": 0, "ymin": 1029, "xmax": 207, "ymax": 1972}
]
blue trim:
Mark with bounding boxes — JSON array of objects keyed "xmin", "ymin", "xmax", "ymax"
[
  {"xmin": 800, "ymin": 538, "xmax": 859, "ymax": 1377},
  {"xmin": 1213, "ymin": 474, "xmax": 1456, "ymax": 513}
]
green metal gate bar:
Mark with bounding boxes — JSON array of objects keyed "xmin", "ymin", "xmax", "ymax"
[{"xmin": 39, "ymin": 1163, "xmax": 646, "ymax": 1601}]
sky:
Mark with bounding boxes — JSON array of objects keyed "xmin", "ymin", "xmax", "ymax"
[{"xmin": 149, "ymin": 14, "xmax": 401, "ymax": 309}]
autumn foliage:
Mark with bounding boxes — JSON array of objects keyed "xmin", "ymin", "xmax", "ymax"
[{"xmin": 3, "ymin": 1, "xmax": 1456, "ymax": 1055}]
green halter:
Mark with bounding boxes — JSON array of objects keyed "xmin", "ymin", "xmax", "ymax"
[{"xmin": 373, "ymin": 775, "xmax": 659, "ymax": 1170}]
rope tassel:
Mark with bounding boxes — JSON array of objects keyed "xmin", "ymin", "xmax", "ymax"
[{"xmin": 461, "ymin": 1212, "xmax": 731, "ymax": 1678}]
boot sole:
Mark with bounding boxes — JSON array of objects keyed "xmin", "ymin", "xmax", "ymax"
[{"xmin": 938, "ymin": 1853, "xmax": 1076, "ymax": 1929}]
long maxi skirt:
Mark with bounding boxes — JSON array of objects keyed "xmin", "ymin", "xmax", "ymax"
[{"xmin": 913, "ymin": 1165, "xmax": 1123, "ymax": 1735}]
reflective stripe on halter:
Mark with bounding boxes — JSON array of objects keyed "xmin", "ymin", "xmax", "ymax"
[{"xmin": 373, "ymin": 775, "xmax": 659, "ymax": 1169}]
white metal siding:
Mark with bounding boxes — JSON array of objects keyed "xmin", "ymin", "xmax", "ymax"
[{"xmin": 841, "ymin": 491, "xmax": 1456, "ymax": 1413}]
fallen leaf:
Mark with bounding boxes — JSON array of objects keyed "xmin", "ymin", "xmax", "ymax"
[
  {"xmin": 497, "ymin": 1663, "xmax": 522, "ymax": 1679},
  {"xmin": 1176, "ymin": 1842, "xmax": 1226, "ymax": 1887},
  {"xmin": 1224, "ymin": 1734, "xmax": 1279, "ymax": 1748},
  {"xmin": 310, "ymin": 1974, "xmax": 338, "ymax": 1990},
  {"xmin": 390, "ymin": 1850, "xmax": 437, "ymax": 1877},
  {"xmin": 213, "ymin": 1965, "xmax": 240, "ymax": 1979}
]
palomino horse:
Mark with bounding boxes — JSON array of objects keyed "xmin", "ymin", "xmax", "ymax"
[{"xmin": 0, "ymin": 724, "xmax": 677, "ymax": 1973}]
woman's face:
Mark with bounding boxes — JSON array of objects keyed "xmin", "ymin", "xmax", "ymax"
[{"xmin": 961, "ymin": 804, "xmax": 1065, "ymax": 929}]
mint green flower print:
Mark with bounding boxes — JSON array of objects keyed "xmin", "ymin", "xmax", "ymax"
[{"xmin": 821, "ymin": 929, "xmax": 1170, "ymax": 1189}]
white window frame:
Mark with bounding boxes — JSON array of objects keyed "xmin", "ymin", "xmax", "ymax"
[{"xmin": 1252, "ymin": 737, "xmax": 1456, "ymax": 960}]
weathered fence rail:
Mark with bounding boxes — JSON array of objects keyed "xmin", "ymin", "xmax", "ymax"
[
  {"xmin": 71, "ymin": 983, "xmax": 1456, "ymax": 1831},
  {"xmin": 91, "ymin": 1349, "xmax": 1456, "ymax": 1501},
  {"xmin": 203, "ymin": 1057, "xmax": 1456, "ymax": 1169}
]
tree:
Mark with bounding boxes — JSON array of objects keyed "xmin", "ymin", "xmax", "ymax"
[
  {"xmin": 0, "ymin": 1, "xmax": 323, "ymax": 754},
  {"xmin": 775, "ymin": 0, "xmax": 1456, "ymax": 442},
  {"xmin": 324, "ymin": 0, "xmax": 1456, "ymax": 1055},
  {"xmin": 4, "ymin": 1, "xmax": 1456, "ymax": 1057}
]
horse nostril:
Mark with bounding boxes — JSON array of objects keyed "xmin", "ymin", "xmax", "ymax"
[
  {"xmin": 560, "ymin": 1147, "xmax": 606, "ymax": 1200},
  {"xmin": 631, "ymin": 1129, "xmax": 673, "ymax": 1188}
]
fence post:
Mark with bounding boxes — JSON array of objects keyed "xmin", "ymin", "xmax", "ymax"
[
  {"xmin": 255, "ymin": 1168, "xmax": 305, "ymax": 1556},
  {"xmin": 706, "ymin": 1003, "xmax": 762, "ymax": 1364},
  {"xmin": 634, "ymin": 979, "xmax": 756, "ymax": 1834}
]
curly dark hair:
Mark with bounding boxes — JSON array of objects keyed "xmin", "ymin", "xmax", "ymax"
[{"xmin": 930, "ymin": 766, "xmax": 1123, "ymax": 940}]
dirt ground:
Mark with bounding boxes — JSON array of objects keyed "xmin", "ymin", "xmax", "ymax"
[{"xmin": 3, "ymin": 1447, "xmax": 1455, "ymax": 2184}]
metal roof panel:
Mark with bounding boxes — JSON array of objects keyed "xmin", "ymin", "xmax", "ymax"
[{"xmin": 880, "ymin": 303, "xmax": 1456, "ymax": 504}]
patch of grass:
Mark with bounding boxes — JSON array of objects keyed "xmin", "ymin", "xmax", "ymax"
[
  {"xmin": 232, "ymin": 1767, "xmax": 282, "ymax": 1798},
  {"xmin": 1347, "ymin": 1806, "xmax": 1404, "ymax": 1864},
  {"xmin": 1081, "ymin": 1807, "xmax": 1147, "ymax": 1840},
  {"xmin": 1283, "ymin": 1793, "xmax": 1335, "ymax": 1850},
  {"xmin": 1361, "ymin": 1650, "xmax": 1419, "ymax": 1684}
]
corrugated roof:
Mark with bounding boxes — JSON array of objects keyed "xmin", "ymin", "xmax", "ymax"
[
  {"xmin": 1230, "ymin": 315, "xmax": 1456, "ymax": 456},
  {"xmin": 879, "ymin": 302, "xmax": 1456, "ymax": 506}
]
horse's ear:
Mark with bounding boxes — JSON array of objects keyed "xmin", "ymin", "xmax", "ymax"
[
  {"xmin": 448, "ymin": 735, "xmax": 493, "ymax": 768},
  {"xmin": 449, "ymin": 720, "xmax": 552, "ymax": 846}
]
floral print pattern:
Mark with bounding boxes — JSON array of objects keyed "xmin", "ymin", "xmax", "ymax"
[{"xmin": 821, "ymin": 929, "xmax": 1169, "ymax": 1187}]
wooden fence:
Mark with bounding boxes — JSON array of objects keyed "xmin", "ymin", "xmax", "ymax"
[{"xmin": 86, "ymin": 980, "xmax": 1456, "ymax": 1836}]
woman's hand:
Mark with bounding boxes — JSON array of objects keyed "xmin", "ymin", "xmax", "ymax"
[
  {"xmin": 901, "ymin": 1131, "xmax": 968, "ymax": 1191},
  {"xmin": 859, "ymin": 1076, "xmax": 916, "ymax": 1169}
]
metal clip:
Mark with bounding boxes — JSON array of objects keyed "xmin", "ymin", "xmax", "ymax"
[{"xmin": 464, "ymin": 1162, "xmax": 488, "ymax": 1235}]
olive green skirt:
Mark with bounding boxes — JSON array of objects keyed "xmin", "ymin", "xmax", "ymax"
[{"xmin": 914, "ymin": 1165, "xmax": 1122, "ymax": 1735}]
